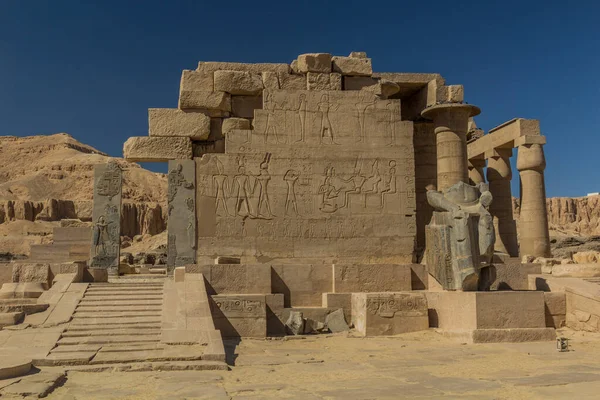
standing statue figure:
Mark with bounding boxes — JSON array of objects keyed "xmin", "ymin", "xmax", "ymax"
[
  {"xmin": 92, "ymin": 215, "xmax": 109, "ymax": 257},
  {"xmin": 426, "ymin": 181, "xmax": 496, "ymax": 291}
]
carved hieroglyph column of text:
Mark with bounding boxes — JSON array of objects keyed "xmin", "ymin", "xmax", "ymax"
[
  {"xmin": 468, "ymin": 158, "xmax": 486, "ymax": 186},
  {"xmin": 421, "ymin": 103, "xmax": 481, "ymax": 192},
  {"xmin": 90, "ymin": 161, "xmax": 122, "ymax": 275},
  {"xmin": 167, "ymin": 159, "xmax": 196, "ymax": 272},
  {"xmin": 486, "ymin": 148, "xmax": 519, "ymax": 256},
  {"xmin": 516, "ymin": 136, "xmax": 551, "ymax": 257}
]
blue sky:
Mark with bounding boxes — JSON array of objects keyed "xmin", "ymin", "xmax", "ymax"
[{"xmin": 1, "ymin": 1, "xmax": 598, "ymax": 197}]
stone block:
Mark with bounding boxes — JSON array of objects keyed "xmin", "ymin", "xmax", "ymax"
[
  {"xmin": 544, "ymin": 292, "xmax": 566, "ymax": 328},
  {"xmin": 332, "ymin": 56, "xmax": 373, "ymax": 76},
  {"xmin": 325, "ymin": 308, "xmax": 349, "ymax": 332},
  {"xmin": 214, "ymin": 70, "xmax": 263, "ymax": 95},
  {"xmin": 343, "ymin": 76, "xmax": 378, "ymax": 91},
  {"xmin": 231, "ymin": 95, "xmax": 262, "ymax": 118},
  {"xmin": 491, "ymin": 261, "xmax": 541, "ymax": 290},
  {"xmin": 285, "ymin": 310, "xmax": 304, "ymax": 335},
  {"xmin": 222, "ymin": 117, "xmax": 251, "ymax": 134},
  {"xmin": 266, "ymin": 293, "xmax": 285, "ymax": 335},
  {"xmin": 271, "ymin": 264, "xmax": 332, "ymax": 307},
  {"xmin": 180, "ymin": 69, "xmax": 214, "ymax": 92},
  {"xmin": 436, "ymin": 85, "xmax": 464, "ymax": 102},
  {"xmin": 0, "ymin": 283, "xmax": 46, "ymax": 299},
  {"xmin": 573, "ymin": 251, "xmax": 600, "ymax": 264},
  {"xmin": 11, "ymin": 263, "xmax": 51, "ymax": 289},
  {"xmin": 349, "ymin": 51, "xmax": 367, "ymax": 58},
  {"xmin": 297, "ymin": 53, "xmax": 332, "ymax": 73},
  {"xmin": 123, "ymin": 137, "xmax": 192, "ymax": 162},
  {"xmin": 210, "ymin": 294, "xmax": 266, "ymax": 337},
  {"xmin": 410, "ymin": 264, "xmax": 428, "ymax": 290},
  {"xmin": 174, "ymin": 267, "xmax": 185, "ymax": 282},
  {"xmin": 197, "ymin": 61, "xmax": 290, "ymax": 75},
  {"xmin": 322, "ymin": 292, "xmax": 352, "ymax": 323},
  {"xmin": 333, "ymin": 264, "xmax": 412, "ymax": 293},
  {"xmin": 352, "ymin": 292, "xmax": 429, "ymax": 336},
  {"xmin": 262, "ymin": 71, "xmax": 280, "ymax": 90},
  {"xmin": 307, "ymin": 72, "xmax": 342, "ymax": 90},
  {"xmin": 179, "ymin": 90, "xmax": 231, "ymax": 112},
  {"xmin": 194, "ymin": 264, "xmax": 271, "ymax": 294},
  {"xmin": 278, "ymin": 73, "xmax": 306, "ymax": 90},
  {"xmin": 0, "ymin": 311, "xmax": 25, "ymax": 328},
  {"xmin": 149, "ymin": 109, "xmax": 211, "ymax": 140},
  {"xmin": 552, "ymin": 263, "xmax": 600, "ymax": 278}
]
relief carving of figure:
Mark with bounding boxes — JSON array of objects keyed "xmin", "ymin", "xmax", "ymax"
[
  {"xmin": 168, "ymin": 163, "xmax": 193, "ymax": 215},
  {"xmin": 318, "ymin": 166, "xmax": 341, "ymax": 213},
  {"xmin": 92, "ymin": 215, "xmax": 109, "ymax": 256},
  {"xmin": 380, "ymin": 160, "xmax": 397, "ymax": 208},
  {"xmin": 295, "ymin": 93, "xmax": 307, "ymax": 143},
  {"xmin": 263, "ymin": 92, "xmax": 282, "ymax": 144},
  {"xmin": 213, "ymin": 159, "xmax": 230, "ymax": 216},
  {"xmin": 318, "ymin": 94, "xmax": 340, "ymax": 144},
  {"xmin": 356, "ymin": 91, "xmax": 376, "ymax": 142},
  {"xmin": 284, "ymin": 169, "xmax": 300, "ymax": 216},
  {"xmin": 232, "ymin": 164, "xmax": 255, "ymax": 218},
  {"xmin": 254, "ymin": 153, "xmax": 275, "ymax": 219}
]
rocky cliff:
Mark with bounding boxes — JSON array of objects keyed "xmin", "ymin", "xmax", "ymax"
[{"xmin": 0, "ymin": 134, "xmax": 167, "ymax": 237}]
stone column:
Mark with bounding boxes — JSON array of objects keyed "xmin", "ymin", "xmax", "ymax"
[
  {"xmin": 516, "ymin": 136, "xmax": 551, "ymax": 257},
  {"xmin": 486, "ymin": 148, "xmax": 519, "ymax": 256},
  {"xmin": 468, "ymin": 158, "xmax": 486, "ymax": 185},
  {"xmin": 421, "ymin": 103, "xmax": 481, "ymax": 191}
]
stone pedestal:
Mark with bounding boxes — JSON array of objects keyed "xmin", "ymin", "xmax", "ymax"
[
  {"xmin": 486, "ymin": 149, "xmax": 518, "ymax": 256},
  {"xmin": 516, "ymin": 136, "xmax": 551, "ymax": 257},
  {"xmin": 421, "ymin": 103, "xmax": 481, "ymax": 192},
  {"xmin": 89, "ymin": 161, "xmax": 122, "ymax": 275},
  {"xmin": 352, "ymin": 292, "xmax": 428, "ymax": 336},
  {"xmin": 426, "ymin": 291, "xmax": 555, "ymax": 343},
  {"xmin": 210, "ymin": 294, "xmax": 267, "ymax": 338}
]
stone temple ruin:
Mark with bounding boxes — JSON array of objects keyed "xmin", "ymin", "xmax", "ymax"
[{"xmin": 3, "ymin": 52, "xmax": 580, "ymax": 372}]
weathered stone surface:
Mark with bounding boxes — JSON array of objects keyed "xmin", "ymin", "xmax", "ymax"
[
  {"xmin": 332, "ymin": 56, "xmax": 373, "ymax": 76},
  {"xmin": 187, "ymin": 264, "xmax": 271, "ymax": 294},
  {"xmin": 343, "ymin": 76, "xmax": 378, "ymax": 91},
  {"xmin": 333, "ymin": 264, "xmax": 412, "ymax": 293},
  {"xmin": 278, "ymin": 73, "xmax": 306, "ymax": 90},
  {"xmin": 222, "ymin": 117, "xmax": 251, "ymax": 135},
  {"xmin": 11, "ymin": 263, "xmax": 51, "ymax": 289},
  {"xmin": 149, "ymin": 109, "xmax": 211, "ymax": 140},
  {"xmin": 90, "ymin": 161, "xmax": 122, "ymax": 272},
  {"xmin": 0, "ymin": 357, "xmax": 31, "ymax": 380},
  {"xmin": 285, "ymin": 310, "xmax": 305, "ymax": 335},
  {"xmin": 0, "ymin": 311, "xmax": 24, "ymax": 327},
  {"xmin": 211, "ymin": 294, "xmax": 266, "ymax": 337},
  {"xmin": 307, "ymin": 72, "xmax": 342, "ymax": 90},
  {"xmin": 214, "ymin": 70, "xmax": 263, "ymax": 95},
  {"xmin": 297, "ymin": 53, "xmax": 332, "ymax": 73},
  {"xmin": 124, "ymin": 137, "xmax": 192, "ymax": 162},
  {"xmin": 167, "ymin": 160, "xmax": 196, "ymax": 271},
  {"xmin": 573, "ymin": 251, "xmax": 600, "ymax": 264},
  {"xmin": 262, "ymin": 71, "xmax": 280, "ymax": 90},
  {"xmin": 179, "ymin": 90, "xmax": 231, "ymax": 111},
  {"xmin": 325, "ymin": 308, "xmax": 349, "ymax": 332},
  {"xmin": 322, "ymin": 292, "xmax": 352, "ymax": 323},
  {"xmin": 552, "ymin": 263, "xmax": 600, "ymax": 278},
  {"xmin": 352, "ymin": 292, "xmax": 428, "ymax": 336},
  {"xmin": 272, "ymin": 264, "xmax": 332, "ymax": 307},
  {"xmin": 180, "ymin": 69, "xmax": 214, "ymax": 92},
  {"xmin": 197, "ymin": 61, "xmax": 289, "ymax": 74}
]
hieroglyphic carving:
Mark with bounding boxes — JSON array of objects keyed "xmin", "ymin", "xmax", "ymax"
[
  {"xmin": 167, "ymin": 160, "xmax": 196, "ymax": 271},
  {"xmin": 356, "ymin": 91, "xmax": 376, "ymax": 142},
  {"xmin": 211, "ymin": 296, "xmax": 266, "ymax": 318},
  {"xmin": 90, "ymin": 161, "xmax": 122, "ymax": 271},
  {"xmin": 366, "ymin": 293, "xmax": 428, "ymax": 318},
  {"xmin": 318, "ymin": 93, "xmax": 340, "ymax": 144}
]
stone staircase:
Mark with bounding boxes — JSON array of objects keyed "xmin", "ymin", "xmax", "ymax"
[{"xmin": 35, "ymin": 280, "xmax": 227, "ymax": 370}]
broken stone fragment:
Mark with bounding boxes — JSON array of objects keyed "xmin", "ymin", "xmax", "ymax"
[
  {"xmin": 303, "ymin": 319, "xmax": 328, "ymax": 334},
  {"xmin": 285, "ymin": 311, "xmax": 305, "ymax": 335},
  {"xmin": 123, "ymin": 137, "xmax": 192, "ymax": 162},
  {"xmin": 222, "ymin": 117, "xmax": 251, "ymax": 135},
  {"xmin": 148, "ymin": 109, "xmax": 211, "ymax": 141},
  {"xmin": 307, "ymin": 72, "xmax": 341, "ymax": 91},
  {"xmin": 360, "ymin": 79, "xmax": 400, "ymax": 99},
  {"xmin": 214, "ymin": 70, "xmax": 263, "ymax": 96},
  {"xmin": 325, "ymin": 309, "xmax": 349, "ymax": 333},
  {"xmin": 178, "ymin": 90, "xmax": 231, "ymax": 112},
  {"xmin": 349, "ymin": 51, "xmax": 368, "ymax": 58},
  {"xmin": 297, "ymin": 53, "xmax": 332, "ymax": 73},
  {"xmin": 332, "ymin": 56, "xmax": 373, "ymax": 76},
  {"xmin": 436, "ymin": 85, "xmax": 464, "ymax": 103}
]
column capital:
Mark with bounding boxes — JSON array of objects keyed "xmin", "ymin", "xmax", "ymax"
[
  {"xmin": 421, "ymin": 103, "xmax": 481, "ymax": 125},
  {"xmin": 486, "ymin": 148, "xmax": 513, "ymax": 181},
  {"xmin": 515, "ymin": 135, "xmax": 546, "ymax": 147},
  {"xmin": 517, "ymin": 141, "xmax": 546, "ymax": 173}
]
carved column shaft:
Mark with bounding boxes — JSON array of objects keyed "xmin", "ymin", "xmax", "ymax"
[
  {"xmin": 486, "ymin": 148, "xmax": 519, "ymax": 256},
  {"xmin": 422, "ymin": 104, "xmax": 480, "ymax": 192},
  {"xmin": 468, "ymin": 158, "xmax": 486, "ymax": 186},
  {"xmin": 516, "ymin": 138, "xmax": 551, "ymax": 257}
]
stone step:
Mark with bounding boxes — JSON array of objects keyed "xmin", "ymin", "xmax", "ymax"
[
  {"xmin": 112, "ymin": 274, "xmax": 167, "ymax": 280},
  {"xmin": 69, "ymin": 316, "xmax": 162, "ymax": 325},
  {"xmin": 58, "ymin": 335, "xmax": 160, "ymax": 346},
  {"xmin": 33, "ymin": 351, "xmax": 97, "ymax": 366},
  {"xmin": 72, "ymin": 311, "xmax": 161, "ymax": 318},
  {"xmin": 86, "ymin": 285, "xmax": 164, "ymax": 291},
  {"xmin": 63, "ymin": 360, "xmax": 229, "ymax": 372},
  {"xmin": 66, "ymin": 323, "xmax": 161, "ymax": 331},
  {"xmin": 0, "ymin": 303, "xmax": 49, "ymax": 314},
  {"xmin": 75, "ymin": 305, "xmax": 163, "ymax": 312},
  {"xmin": 89, "ymin": 281, "xmax": 165, "ymax": 286},
  {"xmin": 83, "ymin": 291, "xmax": 163, "ymax": 297},
  {"xmin": 50, "ymin": 344, "xmax": 102, "ymax": 353},
  {"xmin": 62, "ymin": 329, "xmax": 161, "ymax": 338},
  {"xmin": 0, "ymin": 299, "xmax": 38, "ymax": 305},
  {"xmin": 98, "ymin": 343, "xmax": 165, "ymax": 353},
  {"xmin": 90, "ymin": 348, "xmax": 204, "ymax": 365},
  {"xmin": 78, "ymin": 296, "xmax": 163, "ymax": 303}
]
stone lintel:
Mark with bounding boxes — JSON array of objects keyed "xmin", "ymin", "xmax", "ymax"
[
  {"xmin": 515, "ymin": 135, "xmax": 547, "ymax": 147},
  {"xmin": 123, "ymin": 137, "xmax": 192, "ymax": 162},
  {"xmin": 467, "ymin": 118, "xmax": 541, "ymax": 160},
  {"xmin": 484, "ymin": 147, "xmax": 513, "ymax": 159}
]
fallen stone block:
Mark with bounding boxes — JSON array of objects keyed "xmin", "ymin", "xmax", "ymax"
[
  {"xmin": 0, "ymin": 357, "xmax": 31, "ymax": 380},
  {"xmin": 285, "ymin": 310, "xmax": 305, "ymax": 335},
  {"xmin": 0, "ymin": 282, "xmax": 46, "ymax": 299},
  {"xmin": 0, "ymin": 371, "xmax": 66, "ymax": 398},
  {"xmin": 552, "ymin": 263, "xmax": 600, "ymax": 278},
  {"xmin": 332, "ymin": 55, "xmax": 373, "ymax": 76},
  {"xmin": 148, "ymin": 109, "xmax": 211, "ymax": 140},
  {"xmin": 178, "ymin": 90, "xmax": 231, "ymax": 111},
  {"xmin": 11, "ymin": 263, "xmax": 51, "ymax": 289},
  {"xmin": 0, "ymin": 311, "xmax": 24, "ymax": 328},
  {"xmin": 325, "ymin": 308, "xmax": 349, "ymax": 333},
  {"xmin": 297, "ymin": 53, "xmax": 332, "ymax": 73},
  {"xmin": 123, "ymin": 137, "xmax": 192, "ymax": 162},
  {"xmin": 214, "ymin": 70, "xmax": 263, "ymax": 95}
]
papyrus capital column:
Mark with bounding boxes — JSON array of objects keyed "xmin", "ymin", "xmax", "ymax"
[
  {"xmin": 422, "ymin": 103, "xmax": 481, "ymax": 191},
  {"xmin": 516, "ymin": 136, "xmax": 551, "ymax": 257},
  {"xmin": 486, "ymin": 148, "xmax": 518, "ymax": 256},
  {"xmin": 468, "ymin": 158, "xmax": 486, "ymax": 186}
]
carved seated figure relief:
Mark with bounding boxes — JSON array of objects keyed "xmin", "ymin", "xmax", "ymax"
[{"xmin": 425, "ymin": 181, "xmax": 496, "ymax": 291}]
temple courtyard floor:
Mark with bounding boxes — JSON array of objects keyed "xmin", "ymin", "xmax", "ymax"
[{"xmin": 4, "ymin": 328, "xmax": 600, "ymax": 399}]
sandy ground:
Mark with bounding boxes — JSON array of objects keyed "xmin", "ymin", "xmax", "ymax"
[{"xmin": 40, "ymin": 328, "xmax": 600, "ymax": 399}]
